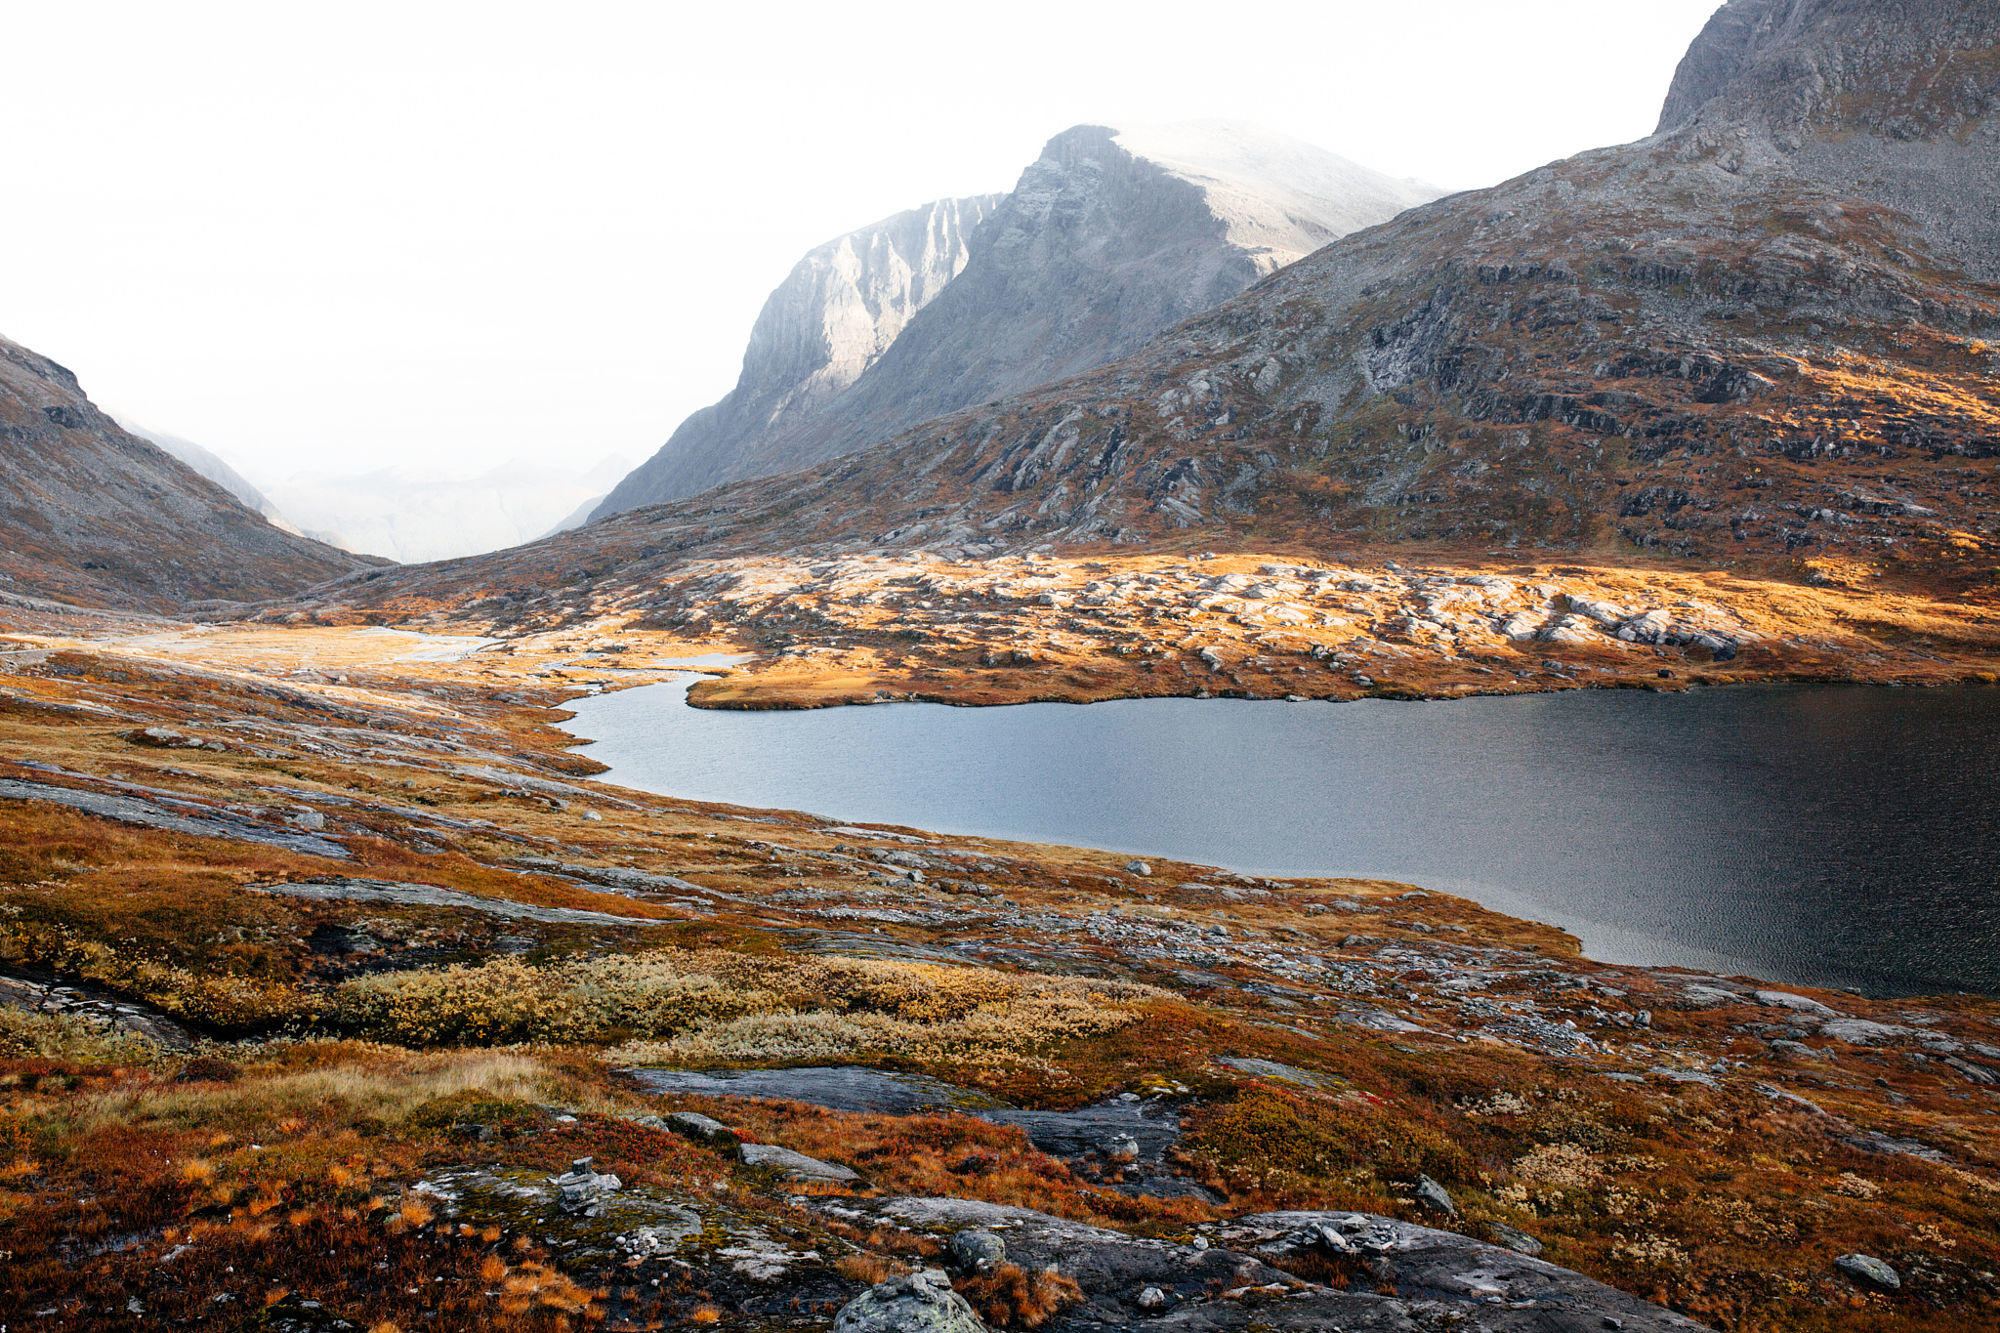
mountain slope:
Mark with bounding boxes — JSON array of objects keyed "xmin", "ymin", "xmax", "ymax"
[
  {"xmin": 595, "ymin": 124, "xmax": 1440, "ymax": 516},
  {"xmin": 117, "ymin": 421, "xmax": 303, "ymax": 534},
  {"xmin": 593, "ymin": 194, "xmax": 1000, "ymax": 516},
  {"xmin": 0, "ymin": 336, "xmax": 375, "ymax": 609},
  {"xmin": 311, "ymin": 0, "xmax": 1999, "ymax": 629}
]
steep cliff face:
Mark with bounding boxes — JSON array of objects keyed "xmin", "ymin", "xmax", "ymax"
[
  {"xmin": 595, "ymin": 124, "xmax": 1439, "ymax": 516},
  {"xmin": 0, "ymin": 336, "xmax": 374, "ymax": 610},
  {"xmin": 593, "ymin": 194, "xmax": 999, "ymax": 516}
]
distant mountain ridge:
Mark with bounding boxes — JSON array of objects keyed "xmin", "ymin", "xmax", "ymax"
[
  {"xmin": 261, "ymin": 454, "xmax": 637, "ymax": 564},
  {"xmin": 0, "ymin": 335, "xmax": 373, "ymax": 610},
  {"xmin": 594, "ymin": 122, "xmax": 1441, "ymax": 516}
]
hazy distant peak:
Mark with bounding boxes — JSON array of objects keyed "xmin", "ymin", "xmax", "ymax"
[{"xmin": 1106, "ymin": 119, "xmax": 1444, "ymax": 270}]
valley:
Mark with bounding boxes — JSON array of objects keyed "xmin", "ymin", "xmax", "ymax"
[{"xmin": 0, "ymin": 616, "xmax": 1997, "ymax": 1332}]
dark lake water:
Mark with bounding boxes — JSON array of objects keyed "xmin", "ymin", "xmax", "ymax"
[{"xmin": 561, "ymin": 681, "xmax": 2000, "ymax": 998}]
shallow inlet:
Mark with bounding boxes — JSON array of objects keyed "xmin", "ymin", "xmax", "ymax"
[{"xmin": 560, "ymin": 681, "xmax": 2000, "ymax": 998}]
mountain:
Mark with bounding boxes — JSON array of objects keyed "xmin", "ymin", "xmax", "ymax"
[
  {"xmin": 592, "ymin": 194, "xmax": 1000, "ymax": 516},
  {"xmin": 594, "ymin": 123, "xmax": 1441, "ymax": 517},
  {"xmin": 0, "ymin": 334, "xmax": 374, "ymax": 610},
  {"xmin": 115, "ymin": 420, "xmax": 300, "ymax": 532},
  {"xmin": 259, "ymin": 454, "xmax": 637, "ymax": 564},
  {"xmin": 297, "ymin": 0, "xmax": 2000, "ymax": 628}
]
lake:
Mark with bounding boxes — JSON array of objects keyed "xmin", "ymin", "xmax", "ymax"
[{"xmin": 560, "ymin": 680, "xmax": 2000, "ymax": 997}]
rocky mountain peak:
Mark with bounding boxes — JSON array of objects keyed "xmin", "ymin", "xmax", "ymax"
[
  {"xmin": 1658, "ymin": 0, "xmax": 1999, "ymax": 143},
  {"xmin": 595, "ymin": 121, "xmax": 1438, "ymax": 518}
]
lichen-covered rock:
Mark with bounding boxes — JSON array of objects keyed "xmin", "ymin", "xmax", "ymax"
[
  {"xmin": 833, "ymin": 1269, "xmax": 989, "ymax": 1333},
  {"xmin": 944, "ymin": 1228, "xmax": 1007, "ymax": 1275}
]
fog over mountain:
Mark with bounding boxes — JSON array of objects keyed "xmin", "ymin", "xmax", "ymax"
[{"xmin": 255, "ymin": 454, "xmax": 637, "ymax": 564}]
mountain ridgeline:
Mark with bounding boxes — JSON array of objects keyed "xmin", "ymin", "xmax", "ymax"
[
  {"xmin": 594, "ymin": 123, "xmax": 1440, "ymax": 516},
  {"xmin": 0, "ymin": 336, "xmax": 376, "ymax": 611}
]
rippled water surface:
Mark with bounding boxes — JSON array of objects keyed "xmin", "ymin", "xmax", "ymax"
[{"xmin": 561, "ymin": 682, "xmax": 2000, "ymax": 996}]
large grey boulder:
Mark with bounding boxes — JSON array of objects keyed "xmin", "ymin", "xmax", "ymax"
[
  {"xmin": 738, "ymin": 1142, "xmax": 861, "ymax": 1184},
  {"xmin": 833, "ymin": 1269, "xmax": 989, "ymax": 1333}
]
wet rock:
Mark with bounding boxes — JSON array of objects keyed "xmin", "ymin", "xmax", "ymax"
[
  {"xmin": 834, "ymin": 1269, "xmax": 989, "ymax": 1333},
  {"xmin": 1834, "ymin": 1252, "xmax": 1900, "ymax": 1291},
  {"xmin": 665, "ymin": 1110, "xmax": 740, "ymax": 1146},
  {"xmin": 945, "ymin": 1227, "xmax": 1007, "ymax": 1275},
  {"xmin": 1413, "ymin": 1175, "xmax": 1456, "ymax": 1215},
  {"xmin": 552, "ymin": 1157, "xmax": 622, "ymax": 1214},
  {"xmin": 739, "ymin": 1143, "xmax": 861, "ymax": 1184}
]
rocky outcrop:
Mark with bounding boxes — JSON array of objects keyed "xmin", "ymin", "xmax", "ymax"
[
  {"xmin": 0, "ymin": 335, "xmax": 373, "ymax": 609},
  {"xmin": 594, "ymin": 124, "xmax": 1439, "ymax": 515}
]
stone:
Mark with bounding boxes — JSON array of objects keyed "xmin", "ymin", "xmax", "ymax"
[
  {"xmin": 1754, "ymin": 989, "xmax": 1840, "ymax": 1016},
  {"xmin": 1834, "ymin": 1253, "xmax": 1900, "ymax": 1291},
  {"xmin": 1136, "ymin": 1285, "xmax": 1168, "ymax": 1313},
  {"xmin": 664, "ymin": 1111, "xmax": 739, "ymax": 1146},
  {"xmin": 944, "ymin": 1228, "xmax": 1007, "ymax": 1275},
  {"xmin": 1413, "ymin": 1175, "xmax": 1456, "ymax": 1215},
  {"xmin": 1126, "ymin": 859, "xmax": 1152, "ymax": 877},
  {"xmin": 1491, "ymin": 1222, "xmax": 1544, "ymax": 1256},
  {"xmin": 738, "ymin": 1142, "xmax": 861, "ymax": 1184},
  {"xmin": 833, "ymin": 1269, "xmax": 990, "ymax": 1333},
  {"xmin": 551, "ymin": 1157, "xmax": 622, "ymax": 1215}
]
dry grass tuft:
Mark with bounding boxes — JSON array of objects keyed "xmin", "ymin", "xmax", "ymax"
[{"xmin": 957, "ymin": 1262, "xmax": 1085, "ymax": 1330}]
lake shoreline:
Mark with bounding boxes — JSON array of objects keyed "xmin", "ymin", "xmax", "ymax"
[{"xmin": 562, "ymin": 677, "xmax": 2000, "ymax": 1000}]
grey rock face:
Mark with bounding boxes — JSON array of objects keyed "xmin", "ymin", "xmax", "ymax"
[
  {"xmin": 595, "ymin": 194, "xmax": 998, "ymax": 516},
  {"xmin": 833, "ymin": 1269, "xmax": 990, "ymax": 1333},
  {"xmin": 596, "ymin": 122, "xmax": 1438, "ymax": 516}
]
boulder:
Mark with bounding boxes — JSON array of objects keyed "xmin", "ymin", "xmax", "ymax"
[
  {"xmin": 944, "ymin": 1228, "xmax": 1007, "ymax": 1275},
  {"xmin": 1834, "ymin": 1252, "xmax": 1900, "ymax": 1291},
  {"xmin": 833, "ymin": 1269, "xmax": 989, "ymax": 1333},
  {"xmin": 665, "ymin": 1111, "xmax": 739, "ymax": 1146},
  {"xmin": 739, "ymin": 1142, "xmax": 861, "ymax": 1184},
  {"xmin": 1413, "ymin": 1174, "xmax": 1457, "ymax": 1215}
]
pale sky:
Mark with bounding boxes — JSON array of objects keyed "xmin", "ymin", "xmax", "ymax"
[{"xmin": 2, "ymin": 0, "xmax": 1722, "ymax": 483}]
